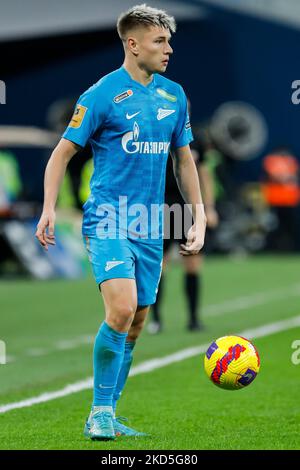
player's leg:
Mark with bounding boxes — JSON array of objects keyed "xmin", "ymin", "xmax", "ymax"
[
  {"xmin": 113, "ymin": 304, "xmax": 149, "ymax": 410},
  {"xmin": 148, "ymin": 253, "xmax": 169, "ymax": 334},
  {"xmin": 112, "ymin": 239, "xmax": 163, "ymax": 435},
  {"xmin": 84, "ymin": 278, "xmax": 137, "ymax": 440},
  {"xmin": 94, "ymin": 277, "xmax": 137, "ymax": 403},
  {"xmin": 83, "ymin": 236, "xmax": 137, "ymax": 440},
  {"xmin": 112, "ymin": 305, "xmax": 150, "ymax": 436},
  {"xmin": 182, "ymin": 252, "xmax": 204, "ymax": 331},
  {"xmin": 151, "ymin": 269, "xmax": 164, "ymax": 328}
]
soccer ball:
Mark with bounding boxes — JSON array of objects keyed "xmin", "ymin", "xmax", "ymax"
[{"xmin": 204, "ymin": 335, "xmax": 260, "ymax": 390}]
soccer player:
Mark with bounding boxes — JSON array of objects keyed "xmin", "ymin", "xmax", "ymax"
[{"xmin": 35, "ymin": 4, "xmax": 206, "ymax": 441}]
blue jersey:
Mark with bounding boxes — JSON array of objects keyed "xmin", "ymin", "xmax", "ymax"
[{"xmin": 63, "ymin": 66, "xmax": 193, "ymax": 243}]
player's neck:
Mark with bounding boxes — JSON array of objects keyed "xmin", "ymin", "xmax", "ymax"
[{"xmin": 122, "ymin": 60, "xmax": 153, "ymax": 87}]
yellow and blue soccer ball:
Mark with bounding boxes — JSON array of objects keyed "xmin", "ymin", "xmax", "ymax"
[{"xmin": 204, "ymin": 335, "xmax": 260, "ymax": 390}]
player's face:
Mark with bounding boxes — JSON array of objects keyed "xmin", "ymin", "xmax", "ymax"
[{"xmin": 134, "ymin": 26, "xmax": 173, "ymax": 74}]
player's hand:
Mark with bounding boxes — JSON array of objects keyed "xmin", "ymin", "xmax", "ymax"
[
  {"xmin": 35, "ymin": 210, "xmax": 56, "ymax": 251},
  {"xmin": 179, "ymin": 217, "xmax": 206, "ymax": 256},
  {"xmin": 205, "ymin": 206, "xmax": 219, "ymax": 229}
]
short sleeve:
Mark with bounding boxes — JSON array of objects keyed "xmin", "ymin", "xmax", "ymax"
[
  {"xmin": 62, "ymin": 84, "xmax": 109, "ymax": 147},
  {"xmin": 171, "ymin": 87, "xmax": 193, "ymax": 149}
]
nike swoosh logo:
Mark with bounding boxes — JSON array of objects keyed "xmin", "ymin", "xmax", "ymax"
[
  {"xmin": 157, "ymin": 108, "xmax": 176, "ymax": 120},
  {"xmin": 105, "ymin": 261, "xmax": 125, "ymax": 272},
  {"xmin": 126, "ymin": 111, "xmax": 141, "ymax": 119}
]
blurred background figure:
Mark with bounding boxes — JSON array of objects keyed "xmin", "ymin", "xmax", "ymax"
[
  {"xmin": 0, "ymin": 150, "xmax": 22, "ymax": 215},
  {"xmin": 261, "ymin": 146, "xmax": 300, "ymax": 252},
  {"xmin": 148, "ymin": 119, "xmax": 219, "ymax": 334}
]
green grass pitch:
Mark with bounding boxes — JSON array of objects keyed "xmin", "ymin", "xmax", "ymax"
[{"xmin": 0, "ymin": 255, "xmax": 300, "ymax": 449}]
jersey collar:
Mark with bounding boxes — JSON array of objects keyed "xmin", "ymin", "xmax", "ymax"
[{"xmin": 120, "ymin": 65, "xmax": 156, "ymax": 92}]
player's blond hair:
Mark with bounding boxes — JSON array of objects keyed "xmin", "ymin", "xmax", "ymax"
[{"xmin": 117, "ymin": 3, "xmax": 176, "ymax": 41}]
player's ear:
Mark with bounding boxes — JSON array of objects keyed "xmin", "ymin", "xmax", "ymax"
[{"xmin": 127, "ymin": 37, "xmax": 139, "ymax": 56}]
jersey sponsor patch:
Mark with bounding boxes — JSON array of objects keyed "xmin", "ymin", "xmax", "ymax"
[
  {"xmin": 69, "ymin": 104, "xmax": 87, "ymax": 129},
  {"xmin": 113, "ymin": 89, "xmax": 133, "ymax": 103},
  {"xmin": 156, "ymin": 88, "xmax": 177, "ymax": 102},
  {"xmin": 121, "ymin": 121, "xmax": 170, "ymax": 154}
]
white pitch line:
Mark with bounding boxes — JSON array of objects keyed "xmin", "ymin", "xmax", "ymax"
[
  {"xmin": 20, "ymin": 335, "xmax": 94, "ymax": 361},
  {"xmin": 204, "ymin": 282, "xmax": 300, "ymax": 316},
  {"xmin": 130, "ymin": 314, "xmax": 300, "ymax": 375},
  {"xmin": 1, "ymin": 315, "xmax": 300, "ymax": 414},
  {"xmin": 7, "ymin": 282, "xmax": 300, "ymax": 364}
]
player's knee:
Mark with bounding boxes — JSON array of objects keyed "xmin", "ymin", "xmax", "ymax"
[{"xmin": 107, "ymin": 303, "xmax": 136, "ymax": 331}]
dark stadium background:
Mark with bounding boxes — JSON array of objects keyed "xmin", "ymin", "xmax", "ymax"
[{"xmin": 1, "ymin": 0, "xmax": 299, "ymax": 200}]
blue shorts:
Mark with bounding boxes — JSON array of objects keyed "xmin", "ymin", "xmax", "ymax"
[{"xmin": 83, "ymin": 236, "xmax": 163, "ymax": 306}]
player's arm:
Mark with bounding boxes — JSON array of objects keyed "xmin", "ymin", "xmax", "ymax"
[
  {"xmin": 35, "ymin": 138, "xmax": 80, "ymax": 250},
  {"xmin": 171, "ymin": 144, "xmax": 207, "ymax": 255},
  {"xmin": 36, "ymin": 84, "xmax": 108, "ymax": 250},
  {"xmin": 195, "ymin": 151, "xmax": 219, "ymax": 229}
]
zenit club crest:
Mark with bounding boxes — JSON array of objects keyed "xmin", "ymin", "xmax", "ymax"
[{"xmin": 113, "ymin": 89, "xmax": 133, "ymax": 103}]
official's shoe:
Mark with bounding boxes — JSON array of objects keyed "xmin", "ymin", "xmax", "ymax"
[
  {"xmin": 84, "ymin": 407, "xmax": 115, "ymax": 441},
  {"xmin": 147, "ymin": 321, "xmax": 162, "ymax": 335},
  {"xmin": 113, "ymin": 416, "xmax": 148, "ymax": 437},
  {"xmin": 187, "ymin": 321, "xmax": 205, "ymax": 332}
]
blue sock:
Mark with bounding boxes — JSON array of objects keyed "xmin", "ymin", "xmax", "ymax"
[
  {"xmin": 93, "ymin": 321, "xmax": 127, "ymax": 407},
  {"xmin": 112, "ymin": 341, "xmax": 136, "ymax": 414}
]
